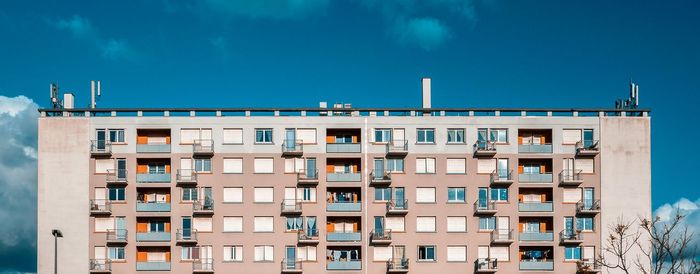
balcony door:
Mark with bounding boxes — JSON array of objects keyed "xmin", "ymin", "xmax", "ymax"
[
  {"xmin": 392, "ymin": 129, "xmax": 405, "ymax": 144},
  {"xmin": 306, "ymin": 217, "xmax": 317, "ymax": 236},
  {"xmin": 497, "ymin": 159, "xmax": 509, "ymax": 179},
  {"xmin": 563, "ymin": 158, "xmax": 575, "ymax": 176},
  {"xmin": 583, "ymin": 129, "xmax": 594, "ymax": 147},
  {"xmin": 478, "ymin": 188, "xmax": 489, "ymax": 207},
  {"xmin": 565, "ymin": 217, "xmax": 574, "ymax": 234},
  {"xmin": 497, "ymin": 216, "xmax": 509, "ymax": 234},
  {"xmin": 286, "ymin": 129, "xmax": 296, "ymax": 149},
  {"xmin": 374, "ymin": 159, "xmax": 385, "ymax": 179},
  {"xmin": 115, "ymin": 217, "xmax": 126, "ymax": 239},
  {"xmin": 583, "ymin": 188, "xmax": 594, "ymax": 208},
  {"xmin": 374, "ymin": 217, "xmax": 385, "ymax": 236},
  {"xmin": 392, "ymin": 245, "xmax": 406, "ymax": 260},
  {"xmin": 116, "ymin": 159, "xmax": 127, "ymax": 179},
  {"xmin": 95, "ymin": 246, "xmax": 106, "ymax": 261},
  {"xmin": 285, "ymin": 246, "xmax": 297, "ymax": 268},
  {"xmin": 477, "ymin": 129, "xmax": 488, "ymax": 148},
  {"xmin": 393, "ymin": 188, "xmax": 405, "ymax": 208},
  {"xmin": 182, "ymin": 217, "xmax": 192, "ymax": 239},
  {"xmin": 306, "ymin": 158, "xmax": 316, "ymax": 178},
  {"xmin": 284, "ymin": 188, "xmax": 297, "ymax": 210},
  {"xmin": 96, "ymin": 129, "xmax": 106, "ymax": 149}
]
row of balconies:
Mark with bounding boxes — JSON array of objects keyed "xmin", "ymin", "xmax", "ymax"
[
  {"xmin": 90, "ymin": 200, "xmax": 214, "ymax": 215},
  {"xmin": 475, "ymin": 258, "xmax": 601, "ymax": 273},
  {"xmin": 473, "ymin": 199, "xmax": 601, "ymax": 214},
  {"xmin": 91, "ymin": 139, "xmax": 215, "ymax": 157},
  {"xmin": 474, "ymin": 140, "xmax": 600, "ymax": 157}
]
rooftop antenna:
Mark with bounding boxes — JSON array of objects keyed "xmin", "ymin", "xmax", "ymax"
[
  {"xmin": 49, "ymin": 83, "xmax": 62, "ymax": 109},
  {"xmin": 615, "ymin": 80, "xmax": 639, "ymax": 110},
  {"xmin": 90, "ymin": 80, "xmax": 101, "ymax": 109}
]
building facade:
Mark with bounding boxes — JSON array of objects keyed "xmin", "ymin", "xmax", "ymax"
[{"xmin": 37, "ymin": 98, "xmax": 651, "ymax": 274}]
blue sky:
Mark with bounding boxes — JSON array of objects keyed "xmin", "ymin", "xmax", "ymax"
[{"xmin": 0, "ymin": 0, "xmax": 699, "ymax": 273}]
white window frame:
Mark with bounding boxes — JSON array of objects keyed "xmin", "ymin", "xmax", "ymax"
[
  {"xmin": 223, "ymin": 128, "xmax": 244, "ymax": 145},
  {"xmin": 446, "ymin": 158, "xmax": 466, "ymax": 174},
  {"xmin": 415, "ymin": 187, "xmax": 436, "ymax": 203},
  {"xmin": 254, "ymin": 216, "xmax": 274, "ymax": 232},
  {"xmin": 223, "ymin": 245, "xmax": 243, "ymax": 262},
  {"xmin": 255, "ymin": 128, "xmax": 273, "ymax": 144},
  {"xmin": 223, "ymin": 216, "xmax": 243, "ymax": 232},
  {"xmin": 446, "ymin": 216, "xmax": 467, "ymax": 232},
  {"xmin": 416, "ymin": 216, "xmax": 436, "ymax": 232},
  {"xmin": 446, "ymin": 246, "xmax": 467, "ymax": 262},
  {"xmin": 254, "ymin": 158, "xmax": 274, "ymax": 174},
  {"xmin": 415, "ymin": 158, "xmax": 436, "ymax": 174},
  {"xmin": 223, "ymin": 158, "xmax": 243, "ymax": 174},
  {"xmin": 254, "ymin": 245, "xmax": 274, "ymax": 262}
]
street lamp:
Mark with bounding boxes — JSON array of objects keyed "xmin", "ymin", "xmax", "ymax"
[{"xmin": 52, "ymin": 229, "xmax": 63, "ymax": 274}]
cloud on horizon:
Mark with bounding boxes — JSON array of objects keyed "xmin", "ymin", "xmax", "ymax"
[
  {"xmin": 50, "ymin": 15, "xmax": 137, "ymax": 61},
  {"xmin": 653, "ymin": 197, "xmax": 700, "ymax": 259},
  {"xmin": 0, "ymin": 96, "xmax": 38, "ymax": 273}
]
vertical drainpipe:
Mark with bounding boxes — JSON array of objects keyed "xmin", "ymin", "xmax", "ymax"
[{"xmin": 363, "ymin": 116, "xmax": 369, "ymax": 274}]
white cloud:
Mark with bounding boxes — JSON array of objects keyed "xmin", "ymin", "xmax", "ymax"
[
  {"xmin": 55, "ymin": 15, "xmax": 94, "ymax": 38},
  {"xmin": 653, "ymin": 197, "xmax": 700, "ymax": 259},
  {"xmin": 50, "ymin": 15, "xmax": 136, "ymax": 61},
  {"xmin": 204, "ymin": 0, "xmax": 330, "ymax": 19},
  {"xmin": 101, "ymin": 39, "xmax": 135, "ymax": 61},
  {"xmin": 392, "ymin": 17, "xmax": 452, "ymax": 51}
]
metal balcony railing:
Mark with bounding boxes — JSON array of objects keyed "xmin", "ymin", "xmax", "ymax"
[
  {"xmin": 106, "ymin": 229, "xmax": 127, "ymax": 243},
  {"xmin": 327, "ymin": 201, "xmax": 361, "ymax": 212},
  {"xmin": 475, "ymin": 258, "xmax": 498, "ymax": 271},
  {"xmin": 193, "ymin": 258, "xmax": 214, "ymax": 272},
  {"xmin": 136, "ymin": 201, "xmax": 171, "ymax": 212},
  {"xmin": 490, "ymin": 169, "xmax": 513, "ymax": 184},
  {"xmin": 326, "ymin": 231, "xmax": 361, "ymax": 242},
  {"xmin": 90, "ymin": 199, "xmax": 111, "ymax": 214},
  {"xmin": 386, "ymin": 140, "xmax": 408, "ymax": 155},
  {"xmin": 576, "ymin": 140, "xmax": 599, "ymax": 154},
  {"xmin": 105, "ymin": 169, "xmax": 128, "ymax": 183},
  {"xmin": 519, "ymin": 259, "xmax": 554, "ymax": 271},
  {"xmin": 176, "ymin": 228, "xmax": 197, "ymax": 242},
  {"xmin": 326, "ymin": 172, "xmax": 361, "ymax": 182},
  {"xmin": 90, "ymin": 140, "xmax": 112, "ymax": 155},
  {"xmin": 370, "ymin": 229, "xmax": 392, "ymax": 242},
  {"xmin": 89, "ymin": 259, "xmax": 111, "ymax": 272},
  {"xmin": 193, "ymin": 199, "xmax": 214, "ymax": 214},
  {"xmin": 518, "ymin": 172, "xmax": 553, "ymax": 183},
  {"xmin": 281, "ymin": 259, "xmax": 302, "ymax": 272},
  {"xmin": 559, "ymin": 229, "xmax": 583, "ymax": 243},
  {"xmin": 193, "ymin": 139, "xmax": 214, "ymax": 155},
  {"xmin": 387, "ymin": 258, "xmax": 409, "ymax": 271},
  {"xmin": 176, "ymin": 169, "xmax": 197, "ymax": 183},
  {"xmin": 577, "ymin": 260, "xmax": 602, "ymax": 273},
  {"xmin": 577, "ymin": 200, "xmax": 601, "ymax": 214},
  {"xmin": 474, "ymin": 200, "xmax": 497, "ymax": 214},
  {"xmin": 327, "ymin": 259, "xmax": 362, "ymax": 270},
  {"xmin": 298, "ymin": 229, "xmax": 319, "ymax": 242},
  {"xmin": 281, "ymin": 200, "xmax": 302, "ymax": 213},
  {"xmin": 518, "ymin": 202, "xmax": 554, "ymax": 212},
  {"xmin": 136, "ymin": 261, "xmax": 170, "ymax": 271},
  {"xmin": 519, "ymin": 231, "xmax": 554, "ymax": 241},
  {"xmin": 326, "ymin": 142, "xmax": 361, "ymax": 153},
  {"xmin": 386, "ymin": 199, "xmax": 408, "ymax": 214},
  {"xmin": 559, "ymin": 169, "xmax": 583, "ymax": 185},
  {"xmin": 370, "ymin": 170, "xmax": 391, "ymax": 184},
  {"xmin": 491, "ymin": 229, "xmax": 513, "ymax": 243},
  {"xmin": 282, "ymin": 139, "xmax": 303, "ymax": 155},
  {"xmin": 518, "ymin": 143, "xmax": 553, "ymax": 153},
  {"xmin": 474, "ymin": 140, "xmax": 497, "ymax": 155},
  {"xmin": 297, "ymin": 169, "xmax": 319, "ymax": 183},
  {"xmin": 136, "ymin": 143, "xmax": 170, "ymax": 153}
]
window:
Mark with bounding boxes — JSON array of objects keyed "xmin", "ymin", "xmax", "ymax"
[
  {"xmin": 284, "ymin": 158, "xmax": 305, "ymax": 173},
  {"xmin": 417, "ymin": 129, "xmax": 435, "ymax": 144},
  {"xmin": 108, "ymin": 187, "xmax": 125, "ymax": 201},
  {"xmin": 223, "ymin": 187, "xmax": 243, "ymax": 203},
  {"xmin": 447, "ymin": 246, "xmax": 467, "ymax": 262},
  {"xmin": 148, "ymin": 163, "xmax": 166, "ymax": 174},
  {"xmin": 149, "ymin": 221, "xmax": 166, "ymax": 232},
  {"xmin": 387, "ymin": 158, "xmax": 404, "ymax": 173},
  {"xmin": 223, "ymin": 128, "xmax": 243, "ymax": 144},
  {"xmin": 490, "ymin": 247, "xmax": 509, "ymax": 261},
  {"xmin": 447, "ymin": 129, "xmax": 465, "ymax": 143},
  {"xmin": 181, "ymin": 246, "xmax": 200, "ymax": 260},
  {"xmin": 223, "ymin": 245, "xmax": 243, "ymax": 262},
  {"xmin": 386, "ymin": 217, "xmax": 405, "ymax": 232},
  {"xmin": 575, "ymin": 158, "xmax": 595, "ymax": 174},
  {"xmin": 479, "ymin": 217, "xmax": 496, "ymax": 231},
  {"xmin": 108, "ymin": 129, "xmax": 125, "ymax": 143},
  {"xmin": 108, "ymin": 247, "xmax": 125, "ymax": 260},
  {"xmin": 577, "ymin": 217, "xmax": 594, "ymax": 232},
  {"xmin": 565, "ymin": 247, "xmax": 582, "ymax": 261},
  {"xmin": 254, "ymin": 245, "xmax": 274, "ymax": 262},
  {"xmin": 447, "ymin": 217, "xmax": 467, "ymax": 232},
  {"xmin": 415, "ymin": 158, "xmax": 436, "ymax": 174},
  {"xmin": 563, "ymin": 129, "xmax": 582, "ymax": 144},
  {"xmin": 490, "ymin": 188, "xmax": 508, "ymax": 202},
  {"xmin": 223, "ymin": 158, "xmax": 243, "ymax": 173},
  {"xmin": 297, "ymin": 187, "xmax": 316, "ymax": 202},
  {"xmin": 563, "ymin": 188, "xmax": 582, "ymax": 203},
  {"xmin": 255, "ymin": 129, "xmax": 273, "ymax": 144},
  {"xmin": 296, "ymin": 129, "xmax": 317, "ymax": 144},
  {"xmin": 254, "ymin": 158, "xmax": 274, "ymax": 173},
  {"xmin": 522, "ymin": 164, "xmax": 541, "ymax": 174},
  {"xmin": 94, "ymin": 217, "xmax": 113, "ymax": 232},
  {"xmin": 95, "ymin": 159, "xmax": 114, "ymax": 174},
  {"xmin": 254, "ymin": 187, "xmax": 274, "ymax": 203},
  {"xmin": 254, "ymin": 217, "xmax": 274, "ymax": 232},
  {"xmin": 194, "ymin": 158, "xmax": 212, "ymax": 172},
  {"xmin": 418, "ymin": 246, "xmax": 436, "ymax": 261},
  {"xmin": 416, "ymin": 217, "xmax": 436, "ymax": 232},
  {"xmin": 223, "ymin": 217, "xmax": 243, "ymax": 232},
  {"xmin": 416, "ymin": 188, "xmax": 436, "ymax": 203},
  {"xmin": 477, "ymin": 158, "xmax": 496, "ymax": 174},
  {"xmin": 375, "ymin": 188, "xmax": 392, "ymax": 201},
  {"xmin": 286, "ymin": 216, "xmax": 303, "ymax": 231},
  {"xmin": 297, "ymin": 246, "xmax": 317, "ymax": 261},
  {"xmin": 374, "ymin": 246, "xmax": 392, "ymax": 261},
  {"xmin": 446, "ymin": 158, "xmax": 466, "ymax": 174},
  {"xmin": 374, "ymin": 129, "xmax": 392, "ymax": 143},
  {"xmin": 193, "ymin": 218, "xmax": 212, "ymax": 232},
  {"xmin": 182, "ymin": 188, "xmax": 198, "ymax": 202},
  {"xmin": 180, "ymin": 128, "xmax": 211, "ymax": 144},
  {"xmin": 447, "ymin": 188, "xmax": 465, "ymax": 203},
  {"xmin": 490, "ymin": 129, "xmax": 508, "ymax": 143}
]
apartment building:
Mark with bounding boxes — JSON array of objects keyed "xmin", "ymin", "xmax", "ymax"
[{"xmin": 37, "ymin": 81, "xmax": 651, "ymax": 274}]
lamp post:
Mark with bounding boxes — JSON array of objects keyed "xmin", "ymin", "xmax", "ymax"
[{"xmin": 52, "ymin": 229, "xmax": 63, "ymax": 274}]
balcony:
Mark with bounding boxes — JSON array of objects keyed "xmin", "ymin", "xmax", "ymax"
[
  {"xmin": 193, "ymin": 259, "xmax": 214, "ymax": 273},
  {"xmin": 136, "ymin": 232, "xmax": 171, "ymax": 242},
  {"xmin": 282, "ymin": 140, "xmax": 303, "ymax": 156},
  {"xmin": 327, "ymin": 260, "xmax": 361, "ymax": 270},
  {"xmin": 518, "ymin": 173, "xmax": 553, "ymax": 184},
  {"xmin": 369, "ymin": 170, "xmax": 391, "ymax": 185},
  {"xmin": 491, "ymin": 229, "xmax": 514, "ymax": 244},
  {"xmin": 90, "ymin": 199, "xmax": 111, "ymax": 215},
  {"xmin": 327, "ymin": 173, "xmax": 361, "ymax": 182},
  {"xmin": 281, "ymin": 259, "xmax": 303, "ymax": 273},
  {"xmin": 490, "ymin": 170, "xmax": 513, "ymax": 186},
  {"xmin": 577, "ymin": 200, "xmax": 601, "ymax": 215},
  {"xmin": 518, "ymin": 144, "xmax": 553, "ymax": 154},
  {"xmin": 90, "ymin": 140, "xmax": 111, "ymax": 157},
  {"xmin": 576, "ymin": 140, "xmax": 600, "ymax": 156},
  {"xmin": 474, "ymin": 140, "xmax": 497, "ymax": 157},
  {"xmin": 297, "ymin": 169, "xmax": 319, "ymax": 185},
  {"xmin": 136, "ymin": 144, "xmax": 171, "ymax": 153},
  {"xmin": 326, "ymin": 143, "xmax": 361, "ymax": 153},
  {"xmin": 298, "ymin": 230, "xmax": 319, "ymax": 245},
  {"xmin": 577, "ymin": 260, "xmax": 602, "ymax": 273},
  {"xmin": 386, "ymin": 140, "xmax": 408, "ymax": 156},
  {"xmin": 386, "ymin": 200, "xmax": 409, "ymax": 215},
  {"xmin": 281, "ymin": 200, "xmax": 303, "ymax": 215},
  {"xmin": 175, "ymin": 229, "xmax": 197, "ymax": 245},
  {"xmin": 519, "ymin": 231, "xmax": 554, "ymax": 242},
  {"xmin": 518, "ymin": 202, "xmax": 553, "ymax": 212},
  {"xmin": 474, "ymin": 200, "xmax": 497, "ymax": 215},
  {"xmin": 327, "ymin": 231, "xmax": 362, "ymax": 242},
  {"xmin": 136, "ymin": 261, "xmax": 171, "ymax": 271},
  {"xmin": 327, "ymin": 202, "xmax": 361, "ymax": 212},
  {"xmin": 387, "ymin": 258, "xmax": 409, "ymax": 273},
  {"xmin": 89, "ymin": 259, "xmax": 111, "ymax": 273},
  {"xmin": 176, "ymin": 169, "xmax": 197, "ymax": 185},
  {"xmin": 136, "ymin": 202, "xmax": 171, "ymax": 212},
  {"xmin": 105, "ymin": 169, "xmax": 128, "ymax": 185},
  {"xmin": 475, "ymin": 258, "xmax": 498, "ymax": 273},
  {"xmin": 519, "ymin": 260, "xmax": 554, "ymax": 271},
  {"xmin": 193, "ymin": 139, "xmax": 214, "ymax": 156},
  {"xmin": 370, "ymin": 229, "xmax": 392, "ymax": 245},
  {"xmin": 193, "ymin": 200, "xmax": 214, "ymax": 215},
  {"xmin": 136, "ymin": 173, "xmax": 171, "ymax": 183},
  {"xmin": 559, "ymin": 170, "xmax": 583, "ymax": 186},
  {"xmin": 106, "ymin": 229, "xmax": 127, "ymax": 245},
  {"xmin": 560, "ymin": 230, "xmax": 583, "ymax": 244}
]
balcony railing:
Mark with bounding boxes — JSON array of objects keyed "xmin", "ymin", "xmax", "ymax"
[
  {"xmin": 105, "ymin": 169, "xmax": 128, "ymax": 184},
  {"xmin": 386, "ymin": 140, "xmax": 408, "ymax": 156},
  {"xmin": 519, "ymin": 259, "xmax": 554, "ymax": 271},
  {"xmin": 176, "ymin": 169, "xmax": 197, "ymax": 184},
  {"xmin": 90, "ymin": 140, "xmax": 112, "ymax": 156},
  {"xmin": 106, "ymin": 229, "xmax": 127, "ymax": 244},
  {"xmin": 136, "ymin": 231, "xmax": 171, "ymax": 242},
  {"xmin": 327, "ymin": 231, "xmax": 361, "ymax": 242},
  {"xmin": 136, "ymin": 173, "xmax": 171, "ymax": 183},
  {"xmin": 89, "ymin": 259, "xmax": 111, "ymax": 272},
  {"xmin": 176, "ymin": 228, "xmax": 197, "ymax": 243},
  {"xmin": 327, "ymin": 201, "xmax": 361, "ymax": 212},
  {"xmin": 282, "ymin": 140, "xmax": 303, "ymax": 156},
  {"xmin": 298, "ymin": 229, "xmax": 319, "ymax": 244},
  {"xmin": 474, "ymin": 200, "xmax": 497, "ymax": 214},
  {"xmin": 518, "ymin": 143, "xmax": 553, "ymax": 153},
  {"xmin": 560, "ymin": 229, "xmax": 583, "ymax": 244},
  {"xmin": 136, "ymin": 261, "xmax": 170, "ymax": 271},
  {"xmin": 387, "ymin": 258, "xmax": 409, "ymax": 272},
  {"xmin": 518, "ymin": 173, "xmax": 553, "ymax": 183},
  {"xmin": 90, "ymin": 199, "xmax": 111, "ymax": 215},
  {"xmin": 369, "ymin": 170, "xmax": 392, "ymax": 185},
  {"xmin": 491, "ymin": 229, "xmax": 514, "ymax": 243},
  {"xmin": 281, "ymin": 200, "xmax": 303, "ymax": 214},
  {"xmin": 327, "ymin": 260, "xmax": 362, "ymax": 270},
  {"xmin": 281, "ymin": 259, "xmax": 303, "ymax": 272},
  {"xmin": 370, "ymin": 229, "xmax": 392, "ymax": 244},
  {"xmin": 577, "ymin": 260, "xmax": 602, "ymax": 273},
  {"xmin": 518, "ymin": 202, "xmax": 553, "ymax": 212},
  {"xmin": 490, "ymin": 169, "xmax": 513, "ymax": 185},
  {"xmin": 576, "ymin": 140, "xmax": 600, "ymax": 156},
  {"xmin": 474, "ymin": 140, "xmax": 497, "ymax": 156},
  {"xmin": 136, "ymin": 201, "xmax": 171, "ymax": 212},
  {"xmin": 386, "ymin": 199, "xmax": 408, "ymax": 215},
  {"xmin": 475, "ymin": 258, "xmax": 498, "ymax": 272},
  {"xmin": 559, "ymin": 170, "xmax": 583, "ymax": 185},
  {"xmin": 326, "ymin": 172, "xmax": 361, "ymax": 182},
  {"xmin": 193, "ymin": 199, "xmax": 214, "ymax": 215},
  {"xmin": 519, "ymin": 231, "xmax": 554, "ymax": 242},
  {"xmin": 326, "ymin": 142, "xmax": 361, "ymax": 153},
  {"xmin": 193, "ymin": 139, "xmax": 214, "ymax": 155},
  {"xmin": 577, "ymin": 200, "xmax": 601, "ymax": 214},
  {"xmin": 297, "ymin": 169, "xmax": 319, "ymax": 184},
  {"xmin": 193, "ymin": 258, "xmax": 214, "ymax": 272},
  {"xmin": 136, "ymin": 143, "xmax": 171, "ymax": 153}
]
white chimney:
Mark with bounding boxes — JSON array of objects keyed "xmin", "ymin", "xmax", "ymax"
[
  {"xmin": 422, "ymin": 77, "xmax": 431, "ymax": 109},
  {"xmin": 63, "ymin": 93, "xmax": 74, "ymax": 109}
]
